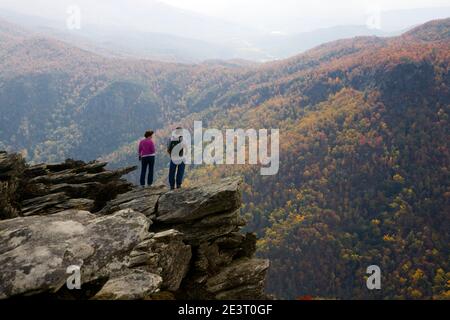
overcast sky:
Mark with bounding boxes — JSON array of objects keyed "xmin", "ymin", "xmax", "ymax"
[
  {"xmin": 1, "ymin": 0, "xmax": 449, "ymax": 33},
  {"xmin": 159, "ymin": 0, "xmax": 450, "ymax": 31},
  {"xmin": 160, "ymin": 0, "xmax": 448, "ymax": 16}
]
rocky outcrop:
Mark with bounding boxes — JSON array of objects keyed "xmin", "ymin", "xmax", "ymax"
[
  {"xmin": 156, "ymin": 177, "xmax": 242, "ymax": 223},
  {"xmin": 0, "ymin": 155, "xmax": 136, "ymax": 220},
  {"xmin": 0, "ymin": 152, "xmax": 270, "ymax": 300},
  {"xmin": 0, "ymin": 209, "xmax": 150, "ymax": 299}
]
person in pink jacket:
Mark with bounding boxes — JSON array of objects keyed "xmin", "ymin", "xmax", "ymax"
[{"xmin": 138, "ymin": 130, "xmax": 156, "ymax": 186}]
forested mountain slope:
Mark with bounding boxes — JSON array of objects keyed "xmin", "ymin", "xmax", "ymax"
[
  {"xmin": 165, "ymin": 19, "xmax": 450, "ymax": 299},
  {"xmin": 0, "ymin": 21, "xmax": 253, "ymax": 162}
]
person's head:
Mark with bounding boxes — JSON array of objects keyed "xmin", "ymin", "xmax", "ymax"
[
  {"xmin": 171, "ymin": 127, "xmax": 183, "ymax": 139},
  {"xmin": 144, "ymin": 130, "xmax": 154, "ymax": 139}
]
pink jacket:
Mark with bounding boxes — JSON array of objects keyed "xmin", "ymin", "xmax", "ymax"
[{"xmin": 138, "ymin": 138, "xmax": 156, "ymax": 157}]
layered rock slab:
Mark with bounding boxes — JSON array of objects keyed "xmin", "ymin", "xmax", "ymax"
[
  {"xmin": 156, "ymin": 177, "xmax": 242, "ymax": 223},
  {"xmin": 100, "ymin": 185, "xmax": 167, "ymax": 219}
]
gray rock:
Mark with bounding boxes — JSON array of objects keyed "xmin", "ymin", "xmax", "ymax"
[
  {"xmin": 29, "ymin": 166, "xmax": 137, "ymax": 185},
  {"xmin": 214, "ymin": 283, "xmax": 268, "ymax": 300},
  {"xmin": 92, "ymin": 270, "xmax": 162, "ymax": 300},
  {"xmin": 0, "ymin": 153, "xmax": 25, "ymax": 219},
  {"xmin": 48, "ymin": 182, "xmax": 103, "ymax": 198},
  {"xmin": 206, "ymin": 258, "xmax": 270, "ymax": 300},
  {"xmin": 194, "ymin": 233, "xmax": 257, "ymax": 275},
  {"xmin": 171, "ymin": 210, "xmax": 246, "ymax": 245},
  {"xmin": 25, "ymin": 160, "xmax": 107, "ymax": 178},
  {"xmin": 0, "ymin": 209, "xmax": 150, "ymax": 299},
  {"xmin": 0, "ymin": 153, "xmax": 24, "ymax": 179},
  {"xmin": 156, "ymin": 177, "xmax": 242, "ymax": 223},
  {"xmin": 215, "ymin": 232, "xmax": 257, "ymax": 258},
  {"xmin": 0, "ymin": 154, "xmax": 137, "ymax": 219},
  {"xmin": 100, "ymin": 185, "xmax": 167, "ymax": 218},
  {"xmin": 195, "ymin": 242, "xmax": 235, "ymax": 275},
  {"xmin": 130, "ymin": 229, "xmax": 191, "ymax": 291},
  {"xmin": 21, "ymin": 193, "xmax": 95, "ymax": 217}
]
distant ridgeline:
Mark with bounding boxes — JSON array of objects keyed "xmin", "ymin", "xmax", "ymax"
[
  {"xmin": 0, "ymin": 152, "xmax": 270, "ymax": 300},
  {"xmin": 0, "ymin": 18, "xmax": 449, "ymax": 299}
]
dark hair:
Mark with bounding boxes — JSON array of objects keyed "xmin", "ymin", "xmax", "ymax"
[{"xmin": 144, "ymin": 130, "xmax": 154, "ymax": 138}]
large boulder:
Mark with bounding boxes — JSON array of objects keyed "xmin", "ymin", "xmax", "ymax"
[
  {"xmin": 156, "ymin": 177, "xmax": 242, "ymax": 223},
  {"xmin": 92, "ymin": 270, "xmax": 162, "ymax": 300},
  {"xmin": 100, "ymin": 185, "xmax": 167, "ymax": 219},
  {"xmin": 0, "ymin": 209, "xmax": 150, "ymax": 298},
  {"xmin": 153, "ymin": 177, "xmax": 245, "ymax": 246},
  {"xmin": 129, "ymin": 229, "xmax": 191, "ymax": 291},
  {"xmin": 206, "ymin": 258, "xmax": 270, "ymax": 300}
]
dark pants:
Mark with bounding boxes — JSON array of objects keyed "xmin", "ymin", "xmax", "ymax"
[
  {"xmin": 140, "ymin": 156, "xmax": 155, "ymax": 186},
  {"xmin": 169, "ymin": 161, "xmax": 185, "ymax": 189}
]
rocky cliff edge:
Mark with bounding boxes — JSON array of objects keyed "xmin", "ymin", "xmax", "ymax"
[{"xmin": 0, "ymin": 151, "xmax": 270, "ymax": 300}]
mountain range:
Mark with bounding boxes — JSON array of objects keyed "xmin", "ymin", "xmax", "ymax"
[
  {"xmin": 2, "ymin": 4, "xmax": 450, "ymax": 61},
  {"xmin": 0, "ymin": 16, "xmax": 449, "ymax": 299}
]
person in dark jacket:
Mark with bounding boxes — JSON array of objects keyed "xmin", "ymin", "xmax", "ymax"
[
  {"xmin": 167, "ymin": 127, "xmax": 186, "ymax": 190},
  {"xmin": 138, "ymin": 130, "xmax": 156, "ymax": 187}
]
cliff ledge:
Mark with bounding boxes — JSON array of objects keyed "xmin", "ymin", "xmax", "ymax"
[{"xmin": 0, "ymin": 151, "xmax": 270, "ymax": 300}]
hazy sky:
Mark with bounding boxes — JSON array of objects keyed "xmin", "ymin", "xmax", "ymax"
[
  {"xmin": 161, "ymin": 0, "xmax": 448, "ymax": 16},
  {"xmin": 1, "ymin": 0, "xmax": 449, "ymax": 33},
  {"xmin": 159, "ymin": 0, "xmax": 450, "ymax": 31}
]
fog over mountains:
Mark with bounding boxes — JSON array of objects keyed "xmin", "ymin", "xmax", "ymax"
[{"xmin": 1, "ymin": 0, "xmax": 450, "ymax": 61}]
